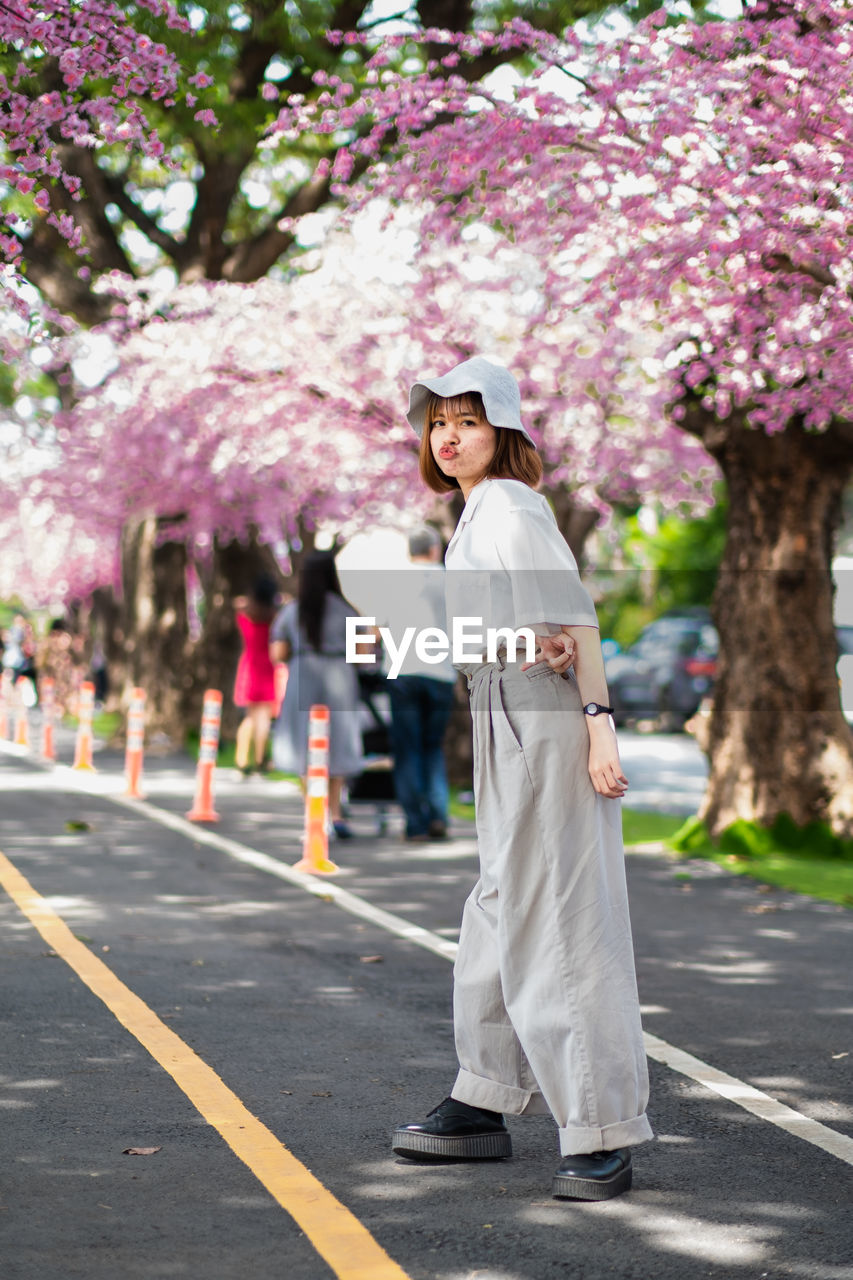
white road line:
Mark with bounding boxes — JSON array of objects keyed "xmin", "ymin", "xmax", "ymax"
[
  {"xmin": 4, "ymin": 746, "xmax": 853, "ymax": 1169},
  {"xmin": 113, "ymin": 791, "xmax": 461, "ymax": 963},
  {"xmin": 644, "ymin": 1033, "xmax": 853, "ymax": 1165}
]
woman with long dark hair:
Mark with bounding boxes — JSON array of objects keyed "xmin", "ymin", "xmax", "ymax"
[{"xmin": 270, "ymin": 552, "xmax": 363, "ymax": 838}]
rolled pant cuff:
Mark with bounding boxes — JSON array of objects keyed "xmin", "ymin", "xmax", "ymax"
[
  {"xmin": 452, "ymin": 1069, "xmax": 551, "ymax": 1117},
  {"xmin": 559, "ymin": 1113, "xmax": 654, "ymax": 1156}
]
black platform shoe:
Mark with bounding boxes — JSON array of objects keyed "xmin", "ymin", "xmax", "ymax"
[
  {"xmin": 392, "ymin": 1097, "xmax": 512, "ymax": 1161},
  {"xmin": 552, "ymin": 1148, "xmax": 632, "ymax": 1200}
]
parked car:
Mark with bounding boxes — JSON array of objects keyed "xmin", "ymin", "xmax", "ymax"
[{"xmin": 604, "ymin": 608, "xmax": 718, "ymax": 730}]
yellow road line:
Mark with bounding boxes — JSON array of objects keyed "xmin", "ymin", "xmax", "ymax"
[{"xmin": 0, "ymin": 848, "xmax": 412, "ymax": 1280}]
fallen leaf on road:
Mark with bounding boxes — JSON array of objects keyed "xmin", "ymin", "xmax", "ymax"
[
  {"xmin": 65, "ymin": 820, "xmax": 92, "ymax": 832},
  {"xmin": 122, "ymin": 1147, "xmax": 161, "ymax": 1156},
  {"xmin": 280, "ymin": 1089, "xmax": 293, "ymax": 1095},
  {"xmin": 832, "ymin": 1052, "xmax": 849, "ymax": 1060},
  {"xmin": 311, "ymin": 1091, "xmax": 332, "ymax": 1098},
  {"xmin": 359, "ymin": 955, "xmax": 384, "ymax": 964}
]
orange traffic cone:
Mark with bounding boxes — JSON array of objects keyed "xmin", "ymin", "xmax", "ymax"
[
  {"xmin": 40, "ymin": 677, "xmax": 56, "ymax": 761},
  {"xmin": 124, "ymin": 687, "xmax": 146, "ymax": 798},
  {"xmin": 14, "ymin": 677, "xmax": 30, "ymax": 748},
  {"xmin": 72, "ymin": 681, "xmax": 97, "ymax": 771},
  {"xmin": 186, "ymin": 690, "xmax": 222, "ymax": 822},
  {"xmin": 293, "ymin": 705, "xmax": 339, "ymax": 875}
]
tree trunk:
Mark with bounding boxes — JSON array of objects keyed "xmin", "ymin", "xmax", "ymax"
[
  {"xmin": 545, "ymin": 485, "xmax": 600, "ymax": 565},
  {"xmin": 120, "ymin": 518, "xmax": 191, "ymax": 746},
  {"xmin": 693, "ymin": 413, "xmax": 853, "ymax": 837},
  {"xmin": 87, "ymin": 585, "xmax": 128, "ymax": 714}
]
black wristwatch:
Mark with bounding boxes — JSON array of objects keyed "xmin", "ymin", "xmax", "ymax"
[{"xmin": 583, "ymin": 702, "xmax": 614, "ymax": 717}]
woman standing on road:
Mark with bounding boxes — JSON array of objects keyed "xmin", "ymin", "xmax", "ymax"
[
  {"xmin": 270, "ymin": 552, "xmax": 364, "ymax": 839},
  {"xmin": 233, "ymin": 574, "xmax": 279, "ymax": 775},
  {"xmin": 391, "ymin": 357, "xmax": 652, "ymax": 1201}
]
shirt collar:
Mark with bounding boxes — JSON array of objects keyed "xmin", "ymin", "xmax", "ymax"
[{"xmin": 457, "ymin": 478, "xmax": 491, "ymax": 524}]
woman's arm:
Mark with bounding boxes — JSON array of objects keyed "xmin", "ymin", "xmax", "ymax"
[
  {"xmin": 270, "ymin": 638, "xmax": 291, "ymax": 664},
  {"xmin": 565, "ymin": 625, "xmax": 627, "ymax": 799},
  {"xmin": 536, "ymin": 624, "xmax": 627, "ymax": 800}
]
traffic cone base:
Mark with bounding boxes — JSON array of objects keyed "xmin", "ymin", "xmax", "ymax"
[
  {"xmin": 124, "ymin": 753, "xmax": 145, "ymax": 799},
  {"xmin": 293, "ymin": 739, "xmax": 339, "ymax": 874},
  {"xmin": 72, "ymin": 734, "xmax": 96, "ymax": 770},
  {"xmin": 293, "ymin": 830, "xmax": 339, "ymax": 876},
  {"xmin": 187, "ymin": 760, "xmax": 219, "ymax": 821},
  {"xmin": 292, "ymin": 859, "xmax": 339, "ymax": 874}
]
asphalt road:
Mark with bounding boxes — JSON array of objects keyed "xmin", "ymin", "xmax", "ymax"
[{"xmin": 1, "ymin": 732, "xmax": 852, "ymax": 1280}]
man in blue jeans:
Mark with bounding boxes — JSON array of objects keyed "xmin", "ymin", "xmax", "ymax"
[{"xmin": 386, "ymin": 527, "xmax": 458, "ymax": 842}]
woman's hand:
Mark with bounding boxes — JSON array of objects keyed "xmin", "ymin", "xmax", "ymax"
[
  {"xmin": 587, "ymin": 720, "xmax": 629, "ymax": 798},
  {"xmin": 523, "ymin": 631, "xmax": 576, "ymax": 674}
]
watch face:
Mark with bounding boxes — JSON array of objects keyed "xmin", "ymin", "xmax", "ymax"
[{"xmin": 584, "ymin": 703, "xmax": 599, "ymax": 715}]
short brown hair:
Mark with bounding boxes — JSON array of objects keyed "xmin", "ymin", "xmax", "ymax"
[{"xmin": 418, "ymin": 391, "xmax": 542, "ymax": 493}]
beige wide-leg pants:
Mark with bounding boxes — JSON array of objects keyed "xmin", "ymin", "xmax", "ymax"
[{"xmin": 451, "ymin": 655, "xmax": 653, "ymax": 1156}]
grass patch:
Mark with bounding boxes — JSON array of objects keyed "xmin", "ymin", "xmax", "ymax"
[
  {"xmin": 92, "ymin": 710, "xmax": 122, "ymax": 740},
  {"xmin": 185, "ymin": 731, "xmax": 295, "ymax": 781},
  {"xmin": 64, "ymin": 710, "xmax": 122, "ymax": 740},
  {"xmin": 449, "ymin": 788, "xmax": 475, "ymax": 822},
  {"xmin": 702, "ymin": 851, "xmax": 853, "ymax": 905},
  {"xmin": 451, "ymin": 793, "xmax": 687, "ymax": 848},
  {"xmin": 622, "ymin": 809, "xmax": 685, "ymax": 846},
  {"xmin": 452, "ymin": 796, "xmax": 853, "ymax": 907},
  {"xmin": 670, "ymin": 815, "xmax": 853, "ymax": 908}
]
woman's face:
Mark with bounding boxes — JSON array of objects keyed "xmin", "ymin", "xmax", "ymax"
[{"xmin": 429, "ymin": 396, "xmax": 497, "ymax": 498}]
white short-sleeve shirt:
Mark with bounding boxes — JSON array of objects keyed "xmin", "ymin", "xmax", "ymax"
[{"xmin": 444, "ymin": 478, "xmax": 599, "ymax": 635}]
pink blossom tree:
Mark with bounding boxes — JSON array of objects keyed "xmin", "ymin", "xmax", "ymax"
[
  {"xmin": 0, "ymin": 0, "xmax": 199, "ymax": 291},
  {"xmin": 268, "ymin": 0, "xmax": 853, "ymax": 835},
  {"xmin": 6, "ymin": 231, "xmax": 715, "ymax": 733},
  {"xmin": 4, "ymin": 0, "xmax": 667, "ymax": 738}
]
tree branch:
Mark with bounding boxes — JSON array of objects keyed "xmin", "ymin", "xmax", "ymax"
[
  {"xmin": 99, "ymin": 171, "xmax": 183, "ymax": 261},
  {"xmin": 223, "ymin": 165, "xmax": 338, "ymax": 281}
]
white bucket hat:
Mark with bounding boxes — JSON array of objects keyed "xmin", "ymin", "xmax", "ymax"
[{"xmin": 407, "ymin": 356, "xmax": 535, "ymax": 446}]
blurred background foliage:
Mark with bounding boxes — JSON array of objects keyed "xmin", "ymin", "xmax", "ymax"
[{"xmin": 593, "ymin": 485, "xmax": 729, "ymax": 649}]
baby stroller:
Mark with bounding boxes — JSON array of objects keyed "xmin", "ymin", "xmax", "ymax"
[{"xmin": 347, "ymin": 669, "xmax": 397, "ymax": 835}]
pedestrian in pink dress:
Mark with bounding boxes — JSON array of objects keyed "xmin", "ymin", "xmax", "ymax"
[{"xmin": 233, "ymin": 574, "xmax": 279, "ymax": 774}]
